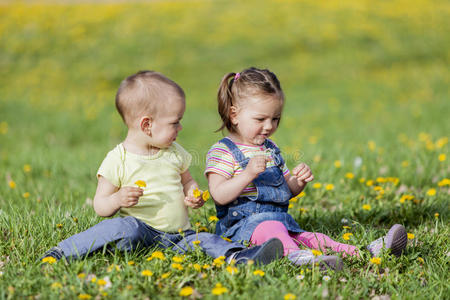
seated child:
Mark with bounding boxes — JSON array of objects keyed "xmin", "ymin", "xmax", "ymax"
[
  {"xmin": 41, "ymin": 70, "xmax": 283, "ymax": 264},
  {"xmin": 205, "ymin": 67, "xmax": 407, "ymax": 270}
]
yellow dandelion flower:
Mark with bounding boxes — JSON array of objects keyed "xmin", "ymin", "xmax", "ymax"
[
  {"xmin": 435, "ymin": 212, "xmax": 439, "ymax": 218},
  {"xmin": 334, "ymin": 160, "xmax": 342, "ymax": 168},
  {"xmin": 438, "ymin": 154, "xmax": 446, "ymax": 162},
  {"xmin": 56, "ymin": 223, "xmax": 63, "ymax": 229},
  {"xmin": 401, "ymin": 161, "xmax": 409, "ymax": 167},
  {"xmin": 171, "ymin": 263, "xmax": 183, "ymax": 271},
  {"xmin": 342, "ymin": 225, "xmax": 351, "ymax": 229},
  {"xmin": 435, "ymin": 137, "xmax": 448, "ymax": 148},
  {"xmin": 299, "ymin": 207, "xmax": 308, "ymax": 213},
  {"xmin": 209, "ymin": 216, "xmax": 219, "ymax": 222},
  {"xmin": 78, "ymin": 294, "xmax": 92, "ymax": 300},
  {"xmin": 202, "ymin": 190, "xmax": 210, "ymax": 201},
  {"xmin": 253, "ymin": 270, "xmax": 265, "ymax": 276},
  {"xmin": 148, "ymin": 251, "xmax": 165, "ymax": 261},
  {"xmin": 312, "ymin": 183, "xmax": 322, "ymax": 189},
  {"xmin": 213, "ymin": 256, "xmax": 226, "ymax": 267},
  {"xmin": 290, "ymin": 197, "xmax": 298, "ymax": 202},
  {"xmin": 370, "ymin": 257, "xmax": 381, "ymax": 265},
  {"xmin": 8, "ymin": 180, "xmax": 16, "ymax": 189},
  {"xmin": 192, "ymin": 240, "xmax": 201, "ymax": 246},
  {"xmin": 368, "ymin": 140, "xmax": 376, "ymax": 151},
  {"xmin": 77, "ymin": 273, "xmax": 86, "ymax": 279},
  {"xmin": 298, "ymin": 191, "xmax": 306, "ymax": 198},
  {"xmin": 90, "ymin": 277, "xmax": 97, "ymax": 283},
  {"xmin": 311, "ymin": 249, "xmax": 322, "ymax": 256},
  {"xmin": 51, "ymin": 282, "xmax": 62, "ymax": 289},
  {"xmin": 107, "ymin": 264, "xmax": 120, "ymax": 272},
  {"xmin": 22, "ymin": 192, "xmax": 30, "ymax": 198},
  {"xmin": 426, "ymin": 188, "xmax": 436, "ymax": 196},
  {"xmin": 193, "ymin": 188, "xmax": 201, "ymax": 198},
  {"xmin": 211, "ymin": 283, "xmax": 228, "ymax": 295},
  {"xmin": 437, "ymin": 178, "xmax": 450, "ymax": 187},
  {"xmin": 161, "ymin": 272, "xmax": 171, "ymax": 279},
  {"xmin": 23, "ymin": 164, "xmax": 31, "ymax": 173},
  {"xmin": 226, "ymin": 266, "xmax": 238, "ymax": 274},
  {"xmin": 407, "ymin": 233, "xmax": 415, "ymax": 240},
  {"xmin": 97, "ymin": 279, "xmax": 107, "ymax": 286},
  {"xmin": 172, "ymin": 256, "xmax": 184, "ymax": 263},
  {"xmin": 202, "ymin": 264, "xmax": 210, "ymax": 269},
  {"xmin": 366, "ymin": 180, "xmax": 374, "ymax": 187},
  {"xmin": 359, "ymin": 177, "xmax": 366, "ymax": 183},
  {"xmin": 141, "ymin": 270, "xmax": 153, "ymax": 276},
  {"xmin": 288, "ymin": 203, "xmax": 293, "ymax": 209},
  {"xmin": 343, "ymin": 233, "xmax": 353, "ymax": 240},
  {"xmin": 42, "ymin": 257, "xmax": 57, "ymax": 264},
  {"xmin": 199, "ymin": 226, "xmax": 209, "ymax": 232},
  {"xmin": 127, "ymin": 261, "xmax": 135, "ymax": 266},
  {"xmin": 284, "ymin": 293, "xmax": 297, "ymax": 300},
  {"xmin": 192, "ymin": 264, "xmax": 202, "ymax": 272},
  {"xmin": 345, "ymin": 172, "xmax": 354, "ymax": 179},
  {"xmin": 179, "ymin": 286, "xmax": 193, "ymax": 297},
  {"xmin": 325, "ymin": 184, "xmax": 334, "ymax": 191},
  {"xmin": 362, "ymin": 204, "xmax": 372, "ymax": 211},
  {"xmin": 417, "ymin": 257, "xmax": 424, "ymax": 264},
  {"xmin": 134, "ymin": 180, "xmax": 146, "ymax": 188},
  {"xmin": 376, "ymin": 177, "xmax": 386, "ymax": 183}
]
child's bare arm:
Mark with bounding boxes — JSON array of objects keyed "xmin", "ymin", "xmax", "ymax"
[
  {"xmin": 207, "ymin": 155, "xmax": 268, "ymax": 205},
  {"xmin": 93, "ymin": 175, "xmax": 143, "ymax": 217},
  {"xmin": 181, "ymin": 170, "xmax": 204, "ymax": 209}
]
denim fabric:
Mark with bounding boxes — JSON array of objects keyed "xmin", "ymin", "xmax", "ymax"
[
  {"xmin": 215, "ymin": 138, "xmax": 303, "ymax": 243},
  {"xmin": 58, "ymin": 216, "xmax": 244, "ymax": 260}
]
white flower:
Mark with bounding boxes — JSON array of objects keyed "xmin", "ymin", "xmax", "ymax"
[
  {"xmin": 296, "ymin": 275, "xmax": 305, "ymax": 280},
  {"xmin": 341, "ymin": 218, "xmax": 349, "ymax": 224},
  {"xmin": 354, "ymin": 157, "xmax": 362, "ymax": 169},
  {"xmin": 322, "ymin": 275, "xmax": 331, "ymax": 282}
]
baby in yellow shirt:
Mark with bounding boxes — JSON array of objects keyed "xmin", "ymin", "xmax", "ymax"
[{"xmin": 41, "ymin": 70, "xmax": 282, "ymax": 264}]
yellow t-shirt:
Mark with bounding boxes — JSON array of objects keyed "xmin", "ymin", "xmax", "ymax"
[{"xmin": 97, "ymin": 142, "xmax": 192, "ymax": 232}]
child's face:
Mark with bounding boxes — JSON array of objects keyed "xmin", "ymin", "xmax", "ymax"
[
  {"xmin": 231, "ymin": 96, "xmax": 282, "ymax": 146},
  {"xmin": 150, "ymin": 96, "xmax": 185, "ymax": 148}
]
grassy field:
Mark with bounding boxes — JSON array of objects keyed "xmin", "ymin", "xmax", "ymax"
[{"xmin": 0, "ymin": 0, "xmax": 449, "ymax": 299}]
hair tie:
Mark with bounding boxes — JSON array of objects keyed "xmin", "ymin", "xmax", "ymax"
[{"xmin": 234, "ymin": 73, "xmax": 240, "ymax": 80}]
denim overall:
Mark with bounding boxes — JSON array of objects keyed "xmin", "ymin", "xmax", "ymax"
[{"xmin": 215, "ymin": 138, "xmax": 304, "ymax": 243}]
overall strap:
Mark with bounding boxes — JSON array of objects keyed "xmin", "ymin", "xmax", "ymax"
[{"xmin": 219, "ymin": 138, "xmax": 248, "ymax": 168}]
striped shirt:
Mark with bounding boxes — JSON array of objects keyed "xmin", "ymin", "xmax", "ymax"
[{"xmin": 205, "ymin": 138, "xmax": 290, "ymax": 197}]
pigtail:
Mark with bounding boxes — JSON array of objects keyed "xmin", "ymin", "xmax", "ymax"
[{"xmin": 216, "ymin": 72, "xmax": 237, "ymax": 133}]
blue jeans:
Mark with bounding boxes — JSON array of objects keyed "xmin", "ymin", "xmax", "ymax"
[{"xmin": 58, "ymin": 216, "xmax": 244, "ymax": 260}]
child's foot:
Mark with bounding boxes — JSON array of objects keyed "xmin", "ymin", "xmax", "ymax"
[
  {"xmin": 288, "ymin": 250, "xmax": 343, "ymax": 271},
  {"xmin": 40, "ymin": 246, "xmax": 64, "ymax": 261},
  {"xmin": 227, "ymin": 238, "xmax": 283, "ymax": 265},
  {"xmin": 367, "ymin": 224, "xmax": 407, "ymax": 257}
]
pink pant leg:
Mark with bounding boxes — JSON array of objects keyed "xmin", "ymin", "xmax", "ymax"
[
  {"xmin": 250, "ymin": 221, "xmax": 300, "ymax": 256},
  {"xmin": 290, "ymin": 231, "xmax": 360, "ymax": 257}
]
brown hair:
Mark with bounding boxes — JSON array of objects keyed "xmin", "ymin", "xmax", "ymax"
[
  {"xmin": 217, "ymin": 67, "xmax": 284, "ymax": 133},
  {"xmin": 115, "ymin": 70, "xmax": 185, "ymax": 127}
]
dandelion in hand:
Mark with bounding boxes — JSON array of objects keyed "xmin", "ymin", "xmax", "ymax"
[
  {"xmin": 134, "ymin": 180, "xmax": 146, "ymax": 188},
  {"xmin": 202, "ymin": 190, "xmax": 210, "ymax": 201},
  {"xmin": 193, "ymin": 188, "xmax": 201, "ymax": 198}
]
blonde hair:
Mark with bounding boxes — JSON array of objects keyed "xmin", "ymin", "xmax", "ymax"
[
  {"xmin": 217, "ymin": 67, "xmax": 284, "ymax": 133},
  {"xmin": 115, "ymin": 70, "xmax": 185, "ymax": 127}
]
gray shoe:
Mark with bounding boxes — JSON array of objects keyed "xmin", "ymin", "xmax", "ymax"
[
  {"xmin": 227, "ymin": 238, "xmax": 284, "ymax": 265},
  {"xmin": 367, "ymin": 224, "xmax": 407, "ymax": 257},
  {"xmin": 288, "ymin": 250, "xmax": 343, "ymax": 271}
]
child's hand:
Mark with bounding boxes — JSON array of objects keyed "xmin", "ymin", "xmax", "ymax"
[
  {"xmin": 184, "ymin": 194, "xmax": 205, "ymax": 209},
  {"xmin": 116, "ymin": 186, "xmax": 143, "ymax": 208},
  {"xmin": 245, "ymin": 155, "xmax": 269, "ymax": 179},
  {"xmin": 292, "ymin": 163, "xmax": 314, "ymax": 185}
]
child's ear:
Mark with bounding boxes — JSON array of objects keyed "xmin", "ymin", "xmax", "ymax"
[
  {"xmin": 140, "ymin": 116, "xmax": 153, "ymax": 136},
  {"xmin": 229, "ymin": 106, "xmax": 238, "ymax": 125}
]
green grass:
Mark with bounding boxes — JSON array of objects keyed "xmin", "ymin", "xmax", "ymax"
[{"xmin": 0, "ymin": 0, "xmax": 449, "ymax": 299}]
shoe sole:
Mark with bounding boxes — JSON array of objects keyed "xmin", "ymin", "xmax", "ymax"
[
  {"xmin": 384, "ymin": 224, "xmax": 407, "ymax": 257},
  {"xmin": 315, "ymin": 255, "xmax": 343, "ymax": 271},
  {"xmin": 252, "ymin": 238, "xmax": 284, "ymax": 265}
]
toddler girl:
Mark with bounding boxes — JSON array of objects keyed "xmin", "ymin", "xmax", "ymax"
[{"xmin": 205, "ymin": 67, "xmax": 407, "ymax": 270}]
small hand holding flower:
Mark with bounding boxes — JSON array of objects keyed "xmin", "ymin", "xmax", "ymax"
[
  {"xmin": 245, "ymin": 155, "xmax": 270, "ymax": 180},
  {"xmin": 117, "ymin": 186, "xmax": 143, "ymax": 208},
  {"xmin": 292, "ymin": 163, "xmax": 314, "ymax": 186},
  {"xmin": 184, "ymin": 187, "xmax": 205, "ymax": 209}
]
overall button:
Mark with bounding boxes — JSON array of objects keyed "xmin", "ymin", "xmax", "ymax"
[{"xmin": 232, "ymin": 211, "xmax": 238, "ymax": 217}]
